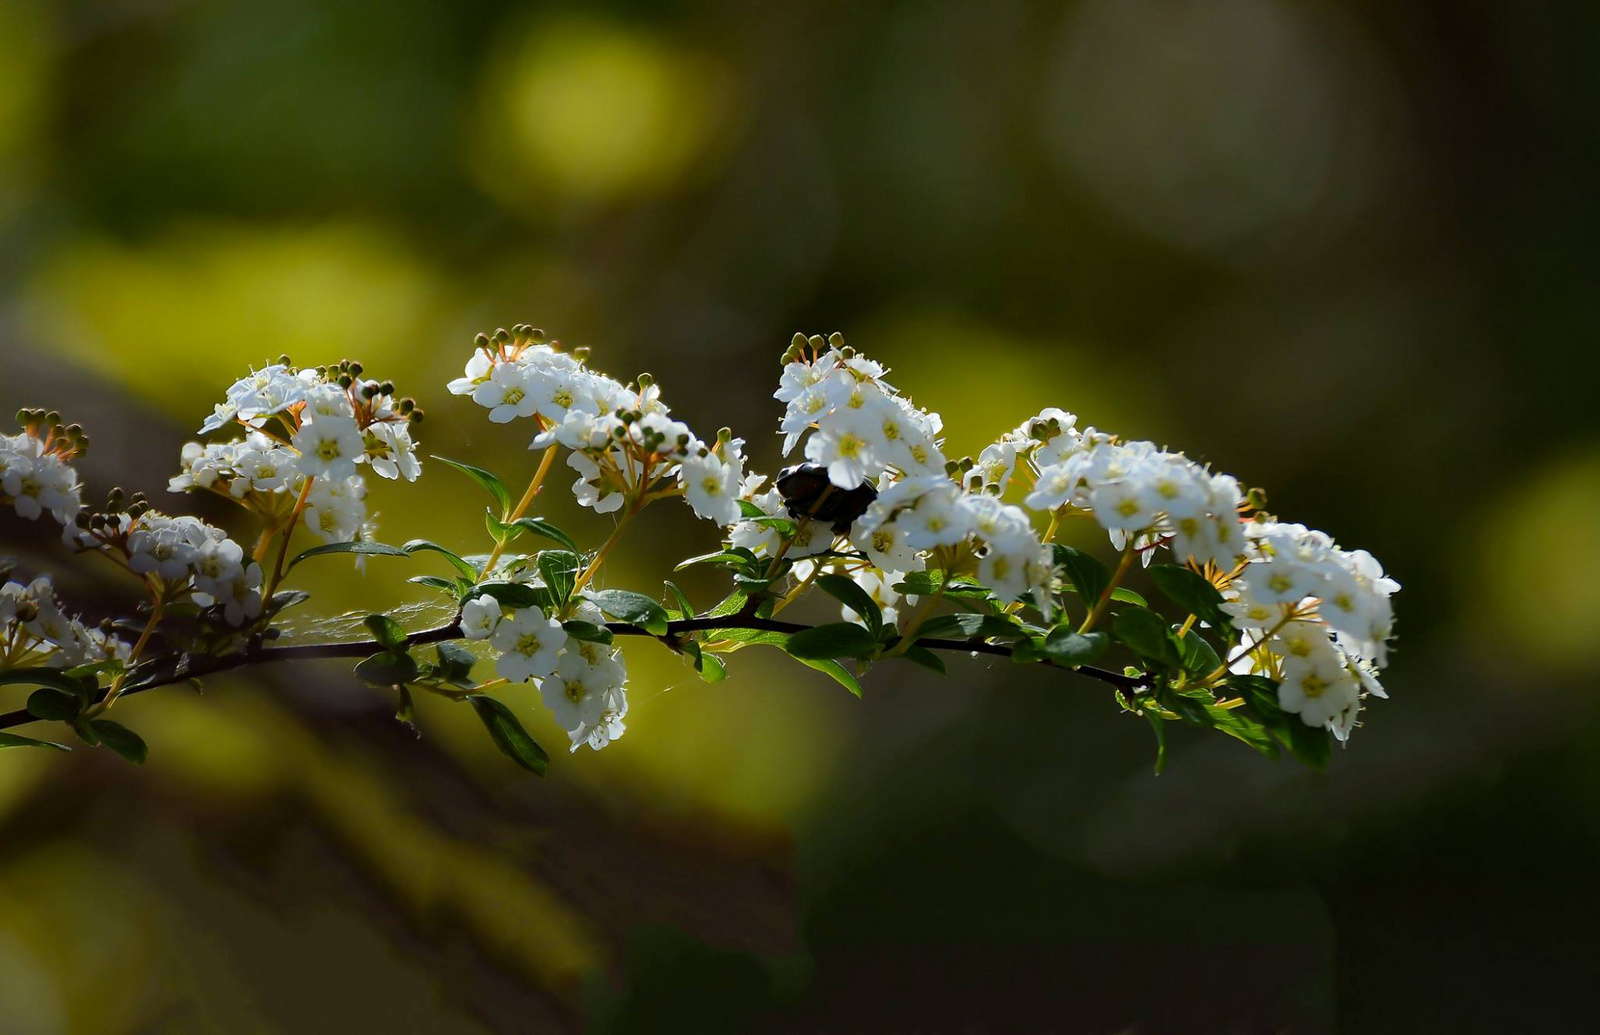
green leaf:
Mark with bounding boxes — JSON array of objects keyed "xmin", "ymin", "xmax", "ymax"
[
  {"xmin": 675, "ymin": 548, "xmax": 759, "ymax": 572},
  {"xmin": 1162, "ymin": 689, "xmax": 1215, "ymax": 727},
  {"xmin": 0, "ymin": 667, "xmax": 96, "ymax": 699},
  {"xmin": 403, "ymin": 539, "xmax": 480, "ymax": 579},
  {"xmin": 1142, "ymin": 707, "xmax": 1168, "ymax": 776},
  {"xmin": 737, "ymin": 499, "xmax": 768, "ymax": 519},
  {"xmin": 538, "ymin": 550, "xmax": 581, "ymax": 607},
  {"xmin": 503, "ymin": 517, "xmax": 580, "ymax": 554},
  {"xmin": 474, "ymin": 581, "xmax": 555, "ymax": 612},
  {"xmin": 26, "ymin": 688, "xmax": 81, "ymax": 721},
  {"xmin": 409, "ymin": 575, "xmax": 461, "ymax": 594},
  {"xmin": 0, "ymin": 731, "xmax": 71, "ymax": 752},
  {"xmin": 1113, "ymin": 606, "xmax": 1180, "ymax": 668},
  {"xmin": 1148, "ymin": 564, "xmax": 1228, "ymax": 627},
  {"xmin": 1209, "ymin": 707, "xmax": 1279, "ymax": 759},
  {"xmin": 89, "ymin": 720, "xmax": 147, "ymax": 765},
  {"xmin": 287, "ymin": 539, "xmax": 409, "ymax": 572},
  {"xmin": 468, "ymin": 695, "xmax": 548, "ymax": 775},
  {"xmin": 1041, "ymin": 628, "xmax": 1110, "ymax": 665},
  {"xmin": 1053, "ymin": 545, "xmax": 1110, "ymax": 606},
  {"xmin": 914, "ymin": 613, "xmax": 1029, "ymax": 641},
  {"xmin": 1285, "ymin": 720, "xmax": 1332, "ymax": 771},
  {"xmin": 1173, "ymin": 628, "xmax": 1222, "ymax": 678},
  {"xmin": 435, "ymin": 642, "xmax": 478, "ymax": 683},
  {"xmin": 680, "ymin": 642, "xmax": 728, "ymax": 683},
  {"xmin": 354, "ymin": 651, "xmax": 419, "ymax": 686},
  {"xmin": 1110, "ymin": 587, "xmax": 1147, "ymax": 607},
  {"xmin": 708, "ymin": 588, "xmax": 750, "ymax": 618},
  {"xmin": 892, "ymin": 570, "xmax": 995, "ymax": 601},
  {"xmin": 815, "ymin": 574, "xmax": 883, "ymax": 637},
  {"xmin": 395, "ymin": 685, "xmax": 417, "ymax": 727},
  {"xmin": 797, "ymin": 657, "xmax": 863, "ymax": 697},
  {"xmin": 363, "ymin": 614, "xmax": 407, "ymax": 652},
  {"xmin": 784, "ymin": 622, "xmax": 879, "ymax": 660},
  {"xmin": 562, "ymin": 620, "xmax": 615, "ymax": 645},
  {"xmin": 431, "ymin": 455, "xmax": 512, "ymax": 517},
  {"xmin": 662, "ymin": 579, "xmax": 695, "ymax": 620},
  {"xmin": 588, "ymin": 589, "xmax": 670, "ymax": 636},
  {"xmin": 266, "ymin": 590, "xmax": 312, "ymax": 617},
  {"xmin": 897, "ymin": 644, "xmax": 946, "ymax": 675}
]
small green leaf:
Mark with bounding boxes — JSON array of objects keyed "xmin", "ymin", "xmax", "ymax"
[
  {"xmin": 435, "ymin": 642, "xmax": 478, "ymax": 683},
  {"xmin": 538, "ymin": 550, "xmax": 581, "ymax": 607},
  {"xmin": 26, "ymin": 688, "xmax": 81, "ymax": 721},
  {"xmin": 797, "ymin": 657, "xmax": 863, "ymax": 697},
  {"xmin": 588, "ymin": 589, "xmax": 670, "ymax": 636},
  {"xmin": 1285, "ymin": 719, "xmax": 1332, "ymax": 771},
  {"xmin": 90, "ymin": 720, "xmax": 147, "ymax": 765},
  {"xmin": 675, "ymin": 548, "xmax": 759, "ymax": 572},
  {"xmin": 891, "ymin": 570, "xmax": 995, "ymax": 601},
  {"xmin": 287, "ymin": 539, "xmax": 410, "ymax": 572},
  {"xmin": 914, "ymin": 613, "xmax": 1029, "ymax": 641},
  {"xmin": 1053, "ymin": 545, "xmax": 1110, "ymax": 607},
  {"xmin": 0, "ymin": 731, "xmax": 71, "ymax": 752},
  {"xmin": 0, "ymin": 668, "xmax": 96, "ymax": 699},
  {"xmin": 1110, "ymin": 587, "xmax": 1147, "ymax": 607},
  {"xmin": 395, "ymin": 685, "xmax": 417, "ymax": 727},
  {"xmin": 1113, "ymin": 606, "xmax": 1181, "ymax": 668},
  {"xmin": 562, "ymin": 620, "xmax": 615, "ymax": 645},
  {"xmin": 1173, "ymin": 628, "xmax": 1222, "ymax": 678},
  {"xmin": 431, "ymin": 455, "xmax": 512, "ymax": 517},
  {"xmin": 403, "ymin": 539, "xmax": 480, "ymax": 579},
  {"xmin": 474, "ymin": 581, "xmax": 556, "ymax": 611},
  {"xmin": 266, "ymin": 590, "xmax": 312, "ymax": 617},
  {"xmin": 363, "ymin": 614, "xmax": 407, "ymax": 652},
  {"xmin": 1142, "ymin": 707, "xmax": 1168, "ymax": 775},
  {"xmin": 409, "ymin": 575, "xmax": 461, "ymax": 594},
  {"xmin": 784, "ymin": 623, "xmax": 879, "ymax": 660},
  {"xmin": 505, "ymin": 517, "xmax": 579, "ymax": 554},
  {"xmin": 1041, "ymin": 628, "xmax": 1110, "ymax": 665},
  {"xmin": 815, "ymin": 574, "xmax": 883, "ymax": 637},
  {"xmin": 662, "ymin": 579, "xmax": 695, "ymax": 620},
  {"xmin": 1148, "ymin": 564, "xmax": 1227, "ymax": 626},
  {"xmin": 897, "ymin": 644, "xmax": 946, "ymax": 675},
  {"xmin": 468, "ymin": 695, "xmax": 548, "ymax": 775},
  {"xmin": 354, "ymin": 651, "xmax": 419, "ymax": 686}
]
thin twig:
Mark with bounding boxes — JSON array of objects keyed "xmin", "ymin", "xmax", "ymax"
[{"xmin": 0, "ymin": 615, "xmax": 1142, "ymax": 732}]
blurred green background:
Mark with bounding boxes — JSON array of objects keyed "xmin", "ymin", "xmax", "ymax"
[{"xmin": 2, "ymin": 0, "xmax": 1597, "ymax": 1031}]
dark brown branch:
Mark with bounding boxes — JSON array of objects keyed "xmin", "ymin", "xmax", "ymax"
[{"xmin": 0, "ymin": 616, "xmax": 1141, "ymax": 732}]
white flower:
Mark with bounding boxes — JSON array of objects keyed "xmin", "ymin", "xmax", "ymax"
[
  {"xmin": 304, "ymin": 476, "xmax": 367, "ymax": 543},
  {"xmin": 1, "ymin": 451, "xmax": 81, "ymax": 523},
  {"xmin": 1278, "ymin": 647, "xmax": 1361, "ymax": 731},
  {"xmin": 473, "ymin": 362, "xmax": 537, "ymax": 424},
  {"xmin": 849, "ymin": 520, "xmax": 921, "ymax": 573},
  {"xmin": 568, "ymin": 451, "xmax": 627, "ymax": 513},
  {"xmin": 364, "ymin": 421, "xmax": 422, "ymax": 481},
  {"xmin": 900, "ymin": 482, "xmax": 973, "ymax": 550},
  {"xmin": 840, "ymin": 568, "xmax": 902, "ymax": 628},
  {"xmin": 805, "ymin": 406, "xmax": 886, "ymax": 489},
  {"xmin": 461, "ymin": 594, "xmax": 503, "ymax": 640},
  {"xmin": 1089, "ymin": 480, "xmax": 1159, "ymax": 535},
  {"xmin": 448, "ymin": 350, "xmax": 493, "ymax": 397},
  {"xmin": 291, "ymin": 417, "xmax": 364, "ymax": 481},
  {"xmin": 492, "ymin": 608, "xmax": 568, "ymax": 682},
  {"xmin": 679, "ymin": 451, "xmax": 741, "ymax": 525},
  {"xmin": 539, "ymin": 646, "xmax": 613, "ymax": 732},
  {"xmin": 729, "ymin": 488, "xmax": 786, "ymax": 556}
]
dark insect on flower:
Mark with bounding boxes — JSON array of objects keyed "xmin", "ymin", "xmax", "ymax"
[{"xmin": 775, "ymin": 463, "xmax": 878, "ymax": 534}]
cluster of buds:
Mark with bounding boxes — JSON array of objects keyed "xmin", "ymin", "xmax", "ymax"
[{"xmin": 0, "ymin": 409, "xmax": 87, "ymax": 526}]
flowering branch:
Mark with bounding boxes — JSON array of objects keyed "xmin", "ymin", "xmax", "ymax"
[{"xmin": 1, "ymin": 324, "xmax": 1399, "ymax": 775}]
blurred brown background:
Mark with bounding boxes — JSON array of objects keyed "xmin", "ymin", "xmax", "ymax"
[{"xmin": 2, "ymin": 0, "xmax": 1598, "ymax": 1031}]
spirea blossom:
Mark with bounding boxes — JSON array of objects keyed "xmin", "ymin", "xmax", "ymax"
[
  {"xmin": 1, "ymin": 410, "xmax": 86, "ymax": 527},
  {"xmin": 1, "ymin": 574, "xmax": 131, "ymax": 670}
]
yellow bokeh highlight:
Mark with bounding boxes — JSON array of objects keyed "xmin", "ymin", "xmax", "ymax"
[
  {"xmin": 23, "ymin": 221, "xmax": 443, "ymax": 414},
  {"xmin": 1471, "ymin": 445, "xmax": 1600, "ymax": 674},
  {"xmin": 475, "ymin": 17, "xmax": 733, "ymax": 209}
]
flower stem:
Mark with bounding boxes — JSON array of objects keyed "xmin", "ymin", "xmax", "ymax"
[
  {"xmin": 1078, "ymin": 543, "xmax": 1137, "ymax": 634},
  {"xmin": 482, "ymin": 443, "xmax": 560, "ymax": 575},
  {"xmin": 94, "ymin": 596, "xmax": 165, "ymax": 715},
  {"xmin": 263, "ymin": 477, "xmax": 315, "ymax": 600}
]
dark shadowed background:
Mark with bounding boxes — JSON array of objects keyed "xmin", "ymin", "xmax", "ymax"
[{"xmin": 2, "ymin": 1, "xmax": 1597, "ymax": 1032}]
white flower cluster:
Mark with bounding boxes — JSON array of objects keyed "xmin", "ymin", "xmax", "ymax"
[
  {"xmin": 448, "ymin": 326, "xmax": 748, "ymax": 527},
  {"xmin": 459, "ymin": 594, "xmax": 629, "ymax": 752},
  {"xmin": 174, "ymin": 359, "xmax": 423, "ymax": 547},
  {"xmin": 775, "ymin": 333, "xmax": 946, "ymax": 490},
  {"xmin": 972, "ymin": 405, "xmax": 1398, "ymax": 740},
  {"xmin": 1, "ymin": 574, "xmax": 131, "ymax": 670},
  {"xmin": 1221, "ymin": 522, "xmax": 1399, "ymax": 739},
  {"xmin": 0, "ymin": 411, "xmax": 86, "ymax": 529}
]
